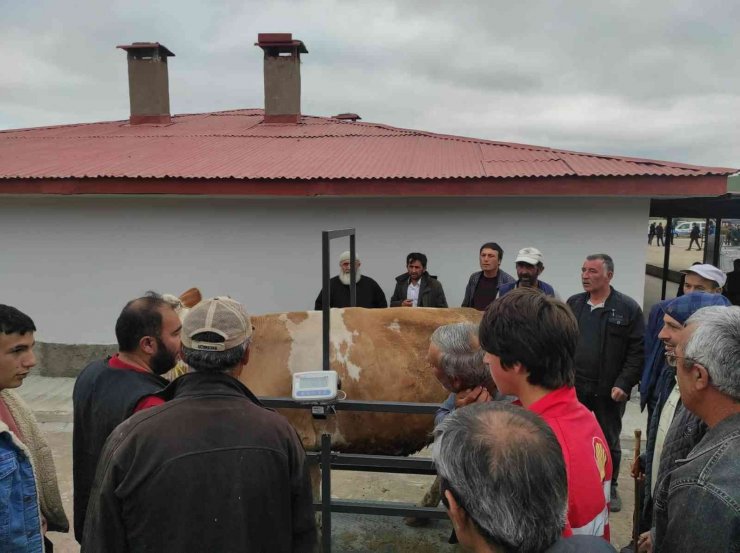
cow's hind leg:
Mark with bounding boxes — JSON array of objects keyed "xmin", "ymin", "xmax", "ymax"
[{"xmin": 403, "ymin": 474, "xmax": 441, "ymax": 527}]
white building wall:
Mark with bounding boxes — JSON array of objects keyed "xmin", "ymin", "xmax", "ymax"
[{"xmin": 0, "ymin": 195, "xmax": 648, "ymax": 344}]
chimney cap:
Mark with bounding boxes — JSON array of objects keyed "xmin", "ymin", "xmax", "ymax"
[
  {"xmin": 117, "ymin": 42, "xmax": 175, "ymax": 57},
  {"xmin": 255, "ymin": 33, "xmax": 308, "ymax": 54},
  {"xmin": 332, "ymin": 113, "xmax": 362, "ymax": 122}
]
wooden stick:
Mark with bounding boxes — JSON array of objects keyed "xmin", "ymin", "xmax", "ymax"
[{"xmin": 632, "ymin": 428, "xmax": 644, "ymax": 549}]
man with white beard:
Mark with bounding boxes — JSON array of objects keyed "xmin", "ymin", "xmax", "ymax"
[{"xmin": 314, "ymin": 251, "xmax": 388, "ymax": 309}]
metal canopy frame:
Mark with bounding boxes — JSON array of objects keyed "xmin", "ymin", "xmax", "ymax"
[{"xmin": 649, "ymin": 194, "xmax": 740, "ymax": 299}]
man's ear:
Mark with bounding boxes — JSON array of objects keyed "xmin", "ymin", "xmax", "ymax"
[
  {"xmin": 694, "ymin": 363, "xmax": 711, "ymax": 391},
  {"xmin": 230, "ymin": 345, "xmax": 250, "ymax": 379},
  {"xmin": 242, "ymin": 345, "xmax": 250, "ymax": 366},
  {"xmin": 445, "ymin": 490, "xmax": 472, "ymax": 538},
  {"xmin": 139, "ymin": 336, "xmax": 157, "ymax": 355}
]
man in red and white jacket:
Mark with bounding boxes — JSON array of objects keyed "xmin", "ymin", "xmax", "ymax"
[{"xmin": 479, "ymin": 288, "xmax": 613, "ymax": 539}]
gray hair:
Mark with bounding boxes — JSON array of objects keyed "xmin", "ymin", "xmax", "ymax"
[
  {"xmin": 586, "ymin": 253, "xmax": 614, "ymax": 274},
  {"xmin": 182, "ymin": 331, "xmax": 250, "ymax": 374},
  {"xmin": 432, "ymin": 402, "xmax": 568, "ymax": 553},
  {"xmin": 430, "ymin": 323, "xmax": 488, "ymax": 389},
  {"xmin": 685, "ymin": 306, "xmax": 740, "ymax": 401}
]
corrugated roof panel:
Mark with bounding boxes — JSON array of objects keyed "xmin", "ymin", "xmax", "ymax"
[{"xmin": 0, "ymin": 109, "xmax": 736, "ymax": 181}]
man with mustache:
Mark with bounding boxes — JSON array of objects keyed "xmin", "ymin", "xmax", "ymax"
[
  {"xmin": 72, "ymin": 292, "xmax": 182, "ymax": 543},
  {"xmin": 497, "ymin": 247, "xmax": 556, "ymax": 297},
  {"xmin": 314, "ymin": 250, "xmax": 387, "ymax": 309},
  {"xmin": 567, "ymin": 254, "xmax": 644, "ymax": 513}
]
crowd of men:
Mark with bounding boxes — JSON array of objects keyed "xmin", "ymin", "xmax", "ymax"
[{"xmin": 0, "ymin": 241, "xmax": 738, "ymax": 552}]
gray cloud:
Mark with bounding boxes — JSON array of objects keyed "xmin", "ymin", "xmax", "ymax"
[{"xmin": 1, "ymin": 0, "xmax": 738, "ymax": 167}]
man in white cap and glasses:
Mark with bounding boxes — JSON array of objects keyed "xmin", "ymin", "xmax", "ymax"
[
  {"xmin": 314, "ymin": 250, "xmax": 387, "ymax": 309},
  {"xmin": 82, "ymin": 297, "xmax": 316, "ymax": 553},
  {"xmin": 680, "ymin": 263, "xmax": 726, "ymax": 295},
  {"xmin": 497, "ymin": 247, "xmax": 557, "ymax": 297}
]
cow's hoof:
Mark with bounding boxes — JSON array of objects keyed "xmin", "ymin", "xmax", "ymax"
[{"xmin": 403, "ymin": 516, "xmax": 431, "ymax": 527}]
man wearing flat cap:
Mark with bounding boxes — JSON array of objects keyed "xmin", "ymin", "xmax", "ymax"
[{"xmin": 82, "ymin": 297, "xmax": 316, "ymax": 553}]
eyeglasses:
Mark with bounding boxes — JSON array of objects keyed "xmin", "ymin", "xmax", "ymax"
[{"xmin": 665, "ymin": 352, "xmax": 697, "ymax": 368}]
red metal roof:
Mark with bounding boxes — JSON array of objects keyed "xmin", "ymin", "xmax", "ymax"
[{"xmin": 0, "ymin": 109, "xmax": 735, "ymax": 195}]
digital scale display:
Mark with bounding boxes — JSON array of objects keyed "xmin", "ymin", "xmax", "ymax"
[{"xmin": 292, "ymin": 371, "xmax": 339, "ymax": 402}]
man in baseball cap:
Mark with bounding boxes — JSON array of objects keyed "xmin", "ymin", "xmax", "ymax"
[
  {"xmin": 498, "ymin": 247, "xmax": 557, "ymax": 297},
  {"xmin": 681, "ymin": 263, "xmax": 726, "ymax": 295},
  {"xmin": 83, "ymin": 297, "xmax": 316, "ymax": 553}
]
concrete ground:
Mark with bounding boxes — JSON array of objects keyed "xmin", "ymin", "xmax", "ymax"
[{"xmin": 19, "ymin": 374, "xmax": 645, "ymax": 552}]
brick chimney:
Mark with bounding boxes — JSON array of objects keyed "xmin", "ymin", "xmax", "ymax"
[
  {"xmin": 116, "ymin": 42, "xmax": 175, "ymax": 125},
  {"xmin": 255, "ymin": 34, "xmax": 308, "ymax": 124}
]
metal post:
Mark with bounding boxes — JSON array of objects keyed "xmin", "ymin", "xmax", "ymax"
[
  {"xmin": 714, "ymin": 218, "xmax": 723, "ymax": 267},
  {"xmin": 322, "ymin": 232, "xmax": 331, "ymax": 372},
  {"xmin": 349, "ymin": 234, "xmax": 356, "ymax": 307},
  {"xmin": 704, "ymin": 217, "xmax": 711, "ymax": 264},
  {"xmin": 321, "ymin": 229, "xmax": 356, "ymax": 371},
  {"xmin": 321, "ymin": 432, "xmax": 332, "ymax": 553},
  {"xmin": 661, "ymin": 216, "xmax": 672, "ymax": 300}
]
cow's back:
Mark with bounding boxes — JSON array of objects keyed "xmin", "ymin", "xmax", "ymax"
[{"xmin": 242, "ymin": 307, "xmax": 482, "ymax": 454}]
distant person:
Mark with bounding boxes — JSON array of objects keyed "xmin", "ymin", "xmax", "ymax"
[
  {"xmin": 666, "ymin": 221, "xmax": 675, "ymax": 245},
  {"xmin": 653, "ymin": 306, "xmax": 740, "ymax": 552},
  {"xmin": 82, "ymin": 297, "xmax": 316, "ymax": 552},
  {"xmin": 497, "ymin": 247, "xmax": 556, "ymax": 297},
  {"xmin": 461, "ymin": 242, "xmax": 515, "ymax": 311},
  {"xmin": 567, "ymin": 254, "xmax": 643, "ymax": 513},
  {"xmin": 687, "ymin": 222, "xmax": 702, "ymax": 250},
  {"xmin": 724, "ymin": 259, "xmax": 740, "ymax": 306},
  {"xmin": 655, "ymin": 223, "xmax": 664, "ymax": 246},
  {"xmin": 0, "ymin": 305, "xmax": 68, "ymax": 552},
  {"xmin": 648, "ymin": 222, "xmax": 656, "ymax": 245},
  {"xmin": 73, "ymin": 292, "xmax": 181, "ymax": 542},
  {"xmin": 480, "ymin": 289, "xmax": 612, "ymax": 538},
  {"xmin": 314, "ymin": 250, "xmax": 387, "ymax": 309},
  {"xmin": 390, "ymin": 252, "xmax": 448, "ymax": 307},
  {"xmin": 433, "ymin": 402, "xmax": 616, "ymax": 553}
]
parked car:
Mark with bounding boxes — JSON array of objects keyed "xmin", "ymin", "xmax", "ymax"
[{"xmin": 674, "ymin": 221, "xmax": 705, "ymax": 237}]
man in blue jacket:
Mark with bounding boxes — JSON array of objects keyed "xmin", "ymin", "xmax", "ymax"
[{"xmin": 497, "ymin": 247, "xmax": 557, "ymax": 298}]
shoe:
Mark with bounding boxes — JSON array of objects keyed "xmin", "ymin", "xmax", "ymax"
[{"xmin": 610, "ymin": 485, "xmax": 622, "ymax": 512}]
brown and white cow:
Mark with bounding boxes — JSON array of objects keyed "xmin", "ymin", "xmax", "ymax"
[
  {"xmin": 171, "ymin": 290, "xmax": 481, "ymax": 455},
  {"xmin": 244, "ymin": 307, "xmax": 482, "ymax": 455}
]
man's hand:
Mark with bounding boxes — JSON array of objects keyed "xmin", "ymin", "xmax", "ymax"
[
  {"xmin": 401, "ymin": 299, "xmax": 413, "ymax": 307},
  {"xmin": 637, "ymin": 531, "xmax": 653, "ymax": 553},
  {"xmin": 611, "ymin": 387, "xmax": 629, "ymax": 402},
  {"xmin": 454, "ymin": 386, "xmax": 491, "ymax": 409}
]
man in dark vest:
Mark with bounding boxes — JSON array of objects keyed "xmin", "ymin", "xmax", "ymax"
[{"xmin": 72, "ymin": 292, "xmax": 182, "ymax": 543}]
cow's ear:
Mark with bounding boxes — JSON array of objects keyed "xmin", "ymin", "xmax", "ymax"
[{"xmin": 179, "ymin": 288, "xmax": 202, "ymax": 308}]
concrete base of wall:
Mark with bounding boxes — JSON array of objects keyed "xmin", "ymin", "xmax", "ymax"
[{"xmin": 36, "ymin": 342, "xmax": 117, "ymax": 378}]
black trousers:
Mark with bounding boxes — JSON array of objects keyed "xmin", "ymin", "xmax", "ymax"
[{"xmin": 575, "ymin": 390, "xmax": 626, "ymax": 487}]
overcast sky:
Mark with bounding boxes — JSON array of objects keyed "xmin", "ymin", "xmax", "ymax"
[{"xmin": 1, "ymin": 0, "xmax": 738, "ymax": 168}]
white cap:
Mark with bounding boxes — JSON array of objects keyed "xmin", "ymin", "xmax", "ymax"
[
  {"xmin": 682, "ymin": 264, "xmax": 727, "ymax": 287},
  {"xmin": 515, "ymin": 247, "xmax": 544, "ymax": 266}
]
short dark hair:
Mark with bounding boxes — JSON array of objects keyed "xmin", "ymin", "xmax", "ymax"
[
  {"xmin": 0, "ymin": 305, "xmax": 36, "ymax": 335},
  {"xmin": 406, "ymin": 252, "xmax": 427, "ymax": 268},
  {"xmin": 479, "ymin": 288, "xmax": 577, "ymax": 389},
  {"xmin": 479, "ymin": 242, "xmax": 503, "ymax": 260},
  {"xmin": 586, "ymin": 253, "xmax": 614, "ymax": 274},
  {"xmin": 182, "ymin": 331, "xmax": 249, "ymax": 373},
  {"xmin": 115, "ymin": 292, "xmax": 170, "ymax": 352},
  {"xmin": 433, "ymin": 402, "xmax": 567, "ymax": 552}
]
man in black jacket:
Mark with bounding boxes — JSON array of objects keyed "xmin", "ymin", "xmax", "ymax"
[
  {"xmin": 390, "ymin": 252, "xmax": 448, "ymax": 308},
  {"xmin": 461, "ymin": 242, "xmax": 515, "ymax": 311},
  {"xmin": 314, "ymin": 250, "xmax": 387, "ymax": 309},
  {"xmin": 82, "ymin": 296, "xmax": 316, "ymax": 553},
  {"xmin": 567, "ymin": 254, "xmax": 644, "ymax": 513},
  {"xmin": 72, "ymin": 292, "xmax": 181, "ymax": 542}
]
